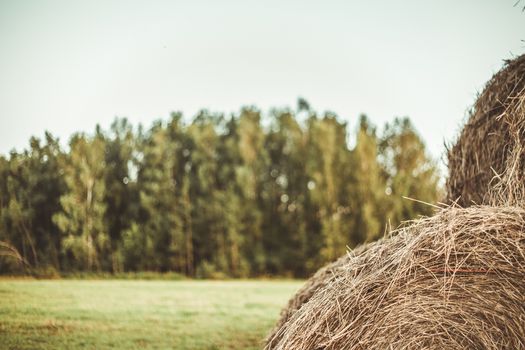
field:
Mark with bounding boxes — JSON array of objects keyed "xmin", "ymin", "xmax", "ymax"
[{"xmin": 0, "ymin": 279, "xmax": 302, "ymax": 349}]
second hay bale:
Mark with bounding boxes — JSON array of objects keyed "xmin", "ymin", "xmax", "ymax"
[{"xmin": 446, "ymin": 54, "xmax": 525, "ymax": 207}]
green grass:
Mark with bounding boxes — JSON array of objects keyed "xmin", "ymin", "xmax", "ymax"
[{"xmin": 0, "ymin": 279, "xmax": 302, "ymax": 349}]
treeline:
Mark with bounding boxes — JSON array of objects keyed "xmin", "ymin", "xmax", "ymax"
[{"xmin": 0, "ymin": 101, "xmax": 440, "ymax": 277}]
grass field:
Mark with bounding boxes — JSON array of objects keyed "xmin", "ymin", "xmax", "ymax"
[{"xmin": 0, "ymin": 279, "xmax": 302, "ymax": 349}]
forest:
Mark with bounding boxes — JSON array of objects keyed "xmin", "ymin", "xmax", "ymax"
[{"xmin": 0, "ymin": 100, "xmax": 441, "ymax": 278}]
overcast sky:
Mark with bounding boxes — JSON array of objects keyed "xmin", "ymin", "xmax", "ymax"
[{"xmin": 0, "ymin": 0, "xmax": 524, "ymax": 169}]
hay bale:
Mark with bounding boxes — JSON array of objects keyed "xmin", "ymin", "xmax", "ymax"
[
  {"xmin": 446, "ymin": 54, "xmax": 525, "ymax": 207},
  {"xmin": 266, "ymin": 243, "xmax": 377, "ymax": 345},
  {"xmin": 266, "ymin": 206, "xmax": 525, "ymax": 349}
]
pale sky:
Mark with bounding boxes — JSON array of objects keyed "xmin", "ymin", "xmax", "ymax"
[{"xmin": 0, "ymin": 0, "xmax": 524, "ymax": 170}]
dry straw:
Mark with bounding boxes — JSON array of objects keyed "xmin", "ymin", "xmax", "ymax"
[
  {"xmin": 266, "ymin": 206, "xmax": 525, "ymax": 349},
  {"xmin": 266, "ymin": 244, "xmax": 373, "ymax": 345},
  {"xmin": 447, "ymin": 54, "xmax": 525, "ymax": 207}
]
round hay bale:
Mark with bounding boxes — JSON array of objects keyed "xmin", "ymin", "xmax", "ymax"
[
  {"xmin": 266, "ymin": 243, "xmax": 377, "ymax": 345},
  {"xmin": 265, "ymin": 206, "xmax": 525, "ymax": 350},
  {"xmin": 446, "ymin": 54, "xmax": 525, "ymax": 207}
]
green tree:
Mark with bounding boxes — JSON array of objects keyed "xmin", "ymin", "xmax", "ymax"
[
  {"xmin": 124, "ymin": 116, "xmax": 186, "ymax": 272},
  {"xmin": 215, "ymin": 115, "xmax": 247, "ymax": 277},
  {"xmin": 348, "ymin": 115, "xmax": 387, "ymax": 243},
  {"xmin": 53, "ymin": 130, "xmax": 108, "ymax": 271},
  {"xmin": 0, "ymin": 134, "xmax": 65, "ymax": 272},
  {"xmin": 103, "ymin": 118, "xmax": 137, "ymax": 272},
  {"xmin": 235, "ymin": 108, "xmax": 268, "ymax": 275},
  {"xmin": 262, "ymin": 109, "xmax": 310, "ymax": 276},
  {"xmin": 305, "ymin": 113, "xmax": 353, "ymax": 265},
  {"xmin": 187, "ymin": 111, "xmax": 233, "ymax": 277},
  {"xmin": 379, "ymin": 117, "xmax": 441, "ymax": 226}
]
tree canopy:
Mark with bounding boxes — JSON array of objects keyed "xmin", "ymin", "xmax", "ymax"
[{"xmin": 0, "ymin": 102, "xmax": 441, "ymax": 277}]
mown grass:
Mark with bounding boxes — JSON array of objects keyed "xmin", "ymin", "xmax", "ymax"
[{"xmin": 0, "ymin": 279, "xmax": 302, "ymax": 349}]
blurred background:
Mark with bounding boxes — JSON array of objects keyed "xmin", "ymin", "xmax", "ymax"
[{"xmin": 0, "ymin": 0, "xmax": 523, "ymax": 278}]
